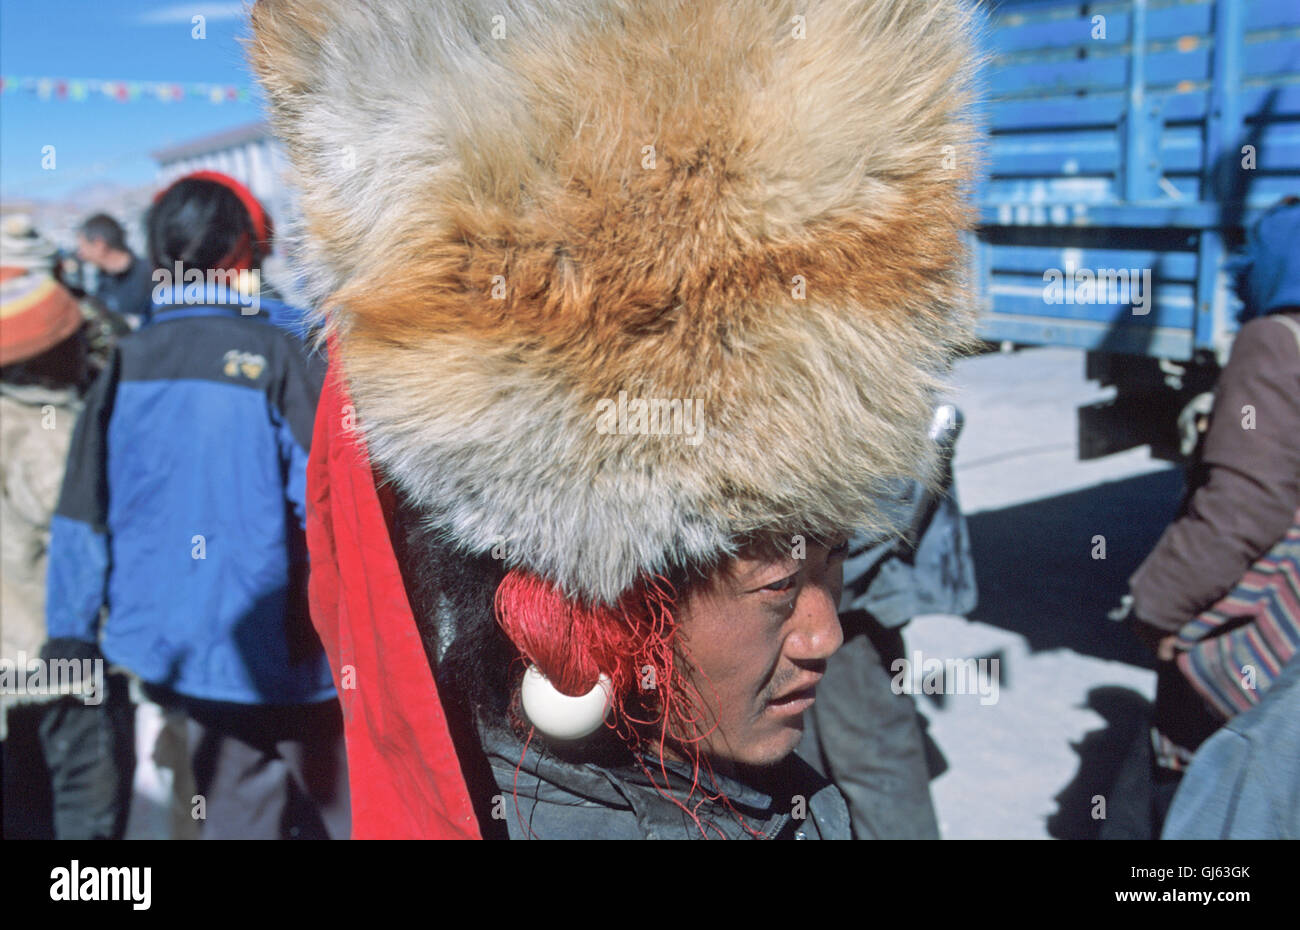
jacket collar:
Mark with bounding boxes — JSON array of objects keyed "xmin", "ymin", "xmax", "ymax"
[
  {"xmin": 149, "ymin": 302, "xmax": 270, "ymax": 324},
  {"xmin": 480, "ymin": 723, "xmax": 840, "ymax": 839}
]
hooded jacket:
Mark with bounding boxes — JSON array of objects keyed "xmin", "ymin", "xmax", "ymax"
[
  {"xmin": 45, "ymin": 302, "xmax": 335, "ymax": 705},
  {"xmin": 1130, "ymin": 201, "xmax": 1300, "ymax": 632}
]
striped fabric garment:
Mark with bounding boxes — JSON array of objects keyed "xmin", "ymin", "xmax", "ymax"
[
  {"xmin": 0, "ymin": 267, "xmax": 82, "ymax": 366},
  {"xmin": 1173, "ymin": 515, "xmax": 1300, "ymax": 721}
]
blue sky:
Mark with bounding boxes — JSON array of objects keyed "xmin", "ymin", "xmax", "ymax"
[{"xmin": 1, "ymin": 1, "xmax": 265, "ymax": 200}]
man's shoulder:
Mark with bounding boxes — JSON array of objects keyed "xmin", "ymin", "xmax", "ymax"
[
  {"xmin": 96, "ymin": 253, "xmax": 154, "ymax": 295},
  {"xmin": 130, "ymin": 253, "xmax": 153, "ymax": 275},
  {"xmin": 1211, "ymin": 311, "xmax": 1300, "ymax": 420},
  {"xmin": 481, "ymin": 726, "xmax": 851, "ymax": 839},
  {"xmin": 481, "ymin": 733, "xmax": 646, "ymax": 840},
  {"xmin": 1232, "ymin": 311, "xmax": 1300, "ymax": 364}
]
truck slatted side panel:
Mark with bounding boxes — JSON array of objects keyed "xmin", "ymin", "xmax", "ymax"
[{"xmin": 975, "ymin": 0, "xmax": 1300, "ymax": 361}]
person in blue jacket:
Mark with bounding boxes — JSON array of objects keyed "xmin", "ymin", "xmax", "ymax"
[
  {"xmin": 43, "ymin": 173, "xmax": 348, "ymax": 839},
  {"xmin": 1161, "ymin": 654, "xmax": 1300, "ymax": 840}
]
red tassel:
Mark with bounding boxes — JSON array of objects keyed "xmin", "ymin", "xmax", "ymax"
[
  {"xmin": 494, "ymin": 570, "xmax": 673, "ymax": 699},
  {"xmin": 494, "ymin": 568, "xmax": 764, "ymax": 838}
]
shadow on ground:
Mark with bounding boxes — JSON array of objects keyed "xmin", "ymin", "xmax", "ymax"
[
  {"xmin": 966, "ymin": 468, "xmax": 1185, "ymax": 666},
  {"xmin": 1046, "ymin": 686, "xmax": 1152, "ymax": 839}
]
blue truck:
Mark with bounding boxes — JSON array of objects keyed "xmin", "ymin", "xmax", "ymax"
[{"xmin": 975, "ymin": 0, "xmax": 1299, "ymax": 459}]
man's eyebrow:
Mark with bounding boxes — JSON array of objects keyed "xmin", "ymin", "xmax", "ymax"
[{"xmin": 732, "ymin": 558, "xmax": 802, "ymax": 591}]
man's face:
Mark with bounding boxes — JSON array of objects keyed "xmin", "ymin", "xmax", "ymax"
[
  {"xmin": 674, "ymin": 537, "xmax": 847, "ymax": 769},
  {"xmin": 76, "ymin": 234, "xmax": 107, "ymax": 268}
]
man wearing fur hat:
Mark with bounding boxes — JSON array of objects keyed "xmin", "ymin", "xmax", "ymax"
[{"xmin": 251, "ymin": 0, "xmax": 981, "ymax": 838}]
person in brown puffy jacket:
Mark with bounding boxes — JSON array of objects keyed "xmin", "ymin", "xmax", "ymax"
[{"xmin": 1124, "ymin": 197, "xmax": 1300, "ymax": 836}]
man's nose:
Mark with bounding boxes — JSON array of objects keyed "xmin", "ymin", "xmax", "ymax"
[{"xmin": 786, "ymin": 583, "xmax": 844, "ymax": 662}]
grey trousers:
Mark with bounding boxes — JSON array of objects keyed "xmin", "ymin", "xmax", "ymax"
[
  {"xmin": 799, "ymin": 616, "xmax": 941, "ymax": 840},
  {"xmin": 145, "ymin": 687, "xmax": 350, "ymax": 840}
]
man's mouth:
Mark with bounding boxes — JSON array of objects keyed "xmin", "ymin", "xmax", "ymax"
[{"xmin": 766, "ymin": 680, "xmax": 821, "ymax": 715}]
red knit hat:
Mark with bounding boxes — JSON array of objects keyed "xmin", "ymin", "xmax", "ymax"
[{"xmin": 154, "ymin": 170, "xmax": 273, "ymax": 270}]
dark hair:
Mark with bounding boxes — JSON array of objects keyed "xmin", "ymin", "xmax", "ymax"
[
  {"xmin": 0, "ymin": 330, "xmax": 88, "ymax": 392},
  {"xmin": 78, "ymin": 214, "xmax": 128, "ymax": 253},
  {"xmin": 388, "ymin": 490, "xmax": 516, "ymax": 836},
  {"xmin": 147, "ymin": 178, "xmax": 254, "ymax": 273}
]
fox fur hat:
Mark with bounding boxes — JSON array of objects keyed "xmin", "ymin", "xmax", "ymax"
[{"xmin": 250, "ymin": 0, "xmax": 982, "ymax": 610}]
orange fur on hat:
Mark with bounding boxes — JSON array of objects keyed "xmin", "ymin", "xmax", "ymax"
[{"xmin": 249, "ymin": 0, "xmax": 984, "ymax": 604}]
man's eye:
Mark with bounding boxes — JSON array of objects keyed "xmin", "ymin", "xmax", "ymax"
[
  {"xmin": 829, "ymin": 539, "xmax": 850, "ymax": 559},
  {"xmin": 763, "ymin": 574, "xmax": 799, "ymax": 593}
]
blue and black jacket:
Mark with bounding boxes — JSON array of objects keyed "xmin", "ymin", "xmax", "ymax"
[{"xmin": 45, "ymin": 302, "xmax": 336, "ymax": 704}]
